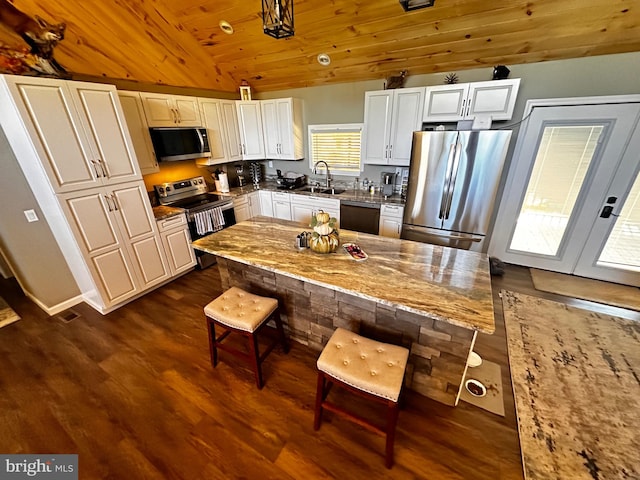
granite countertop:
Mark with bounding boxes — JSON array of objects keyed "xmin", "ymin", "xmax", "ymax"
[
  {"xmin": 192, "ymin": 216, "xmax": 495, "ymax": 333},
  {"xmin": 214, "ymin": 180, "xmax": 406, "ymax": 206},
  {"xmin": 153, "ymin": 205, "xmax": 185, "ymax": 220}
]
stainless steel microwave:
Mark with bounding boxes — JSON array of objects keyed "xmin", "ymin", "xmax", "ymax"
[{"xmin": 149, "ymin": 127, "xmax": 212, "ymax": 162}]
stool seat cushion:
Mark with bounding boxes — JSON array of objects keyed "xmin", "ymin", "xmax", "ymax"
[
  {"xmin": 317, "ymin": 327, "xmax": 409, "ymax": 402},
  {"xmin": 204, "ymin": 287, "xmax": 278, "ymax": 333}
]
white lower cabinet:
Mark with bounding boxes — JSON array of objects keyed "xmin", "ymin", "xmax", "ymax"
[
  {"xmin": 272, "ymin": 191, "xmax": 292, "ymax": 220},
  {"xmin": 291, "ymin": 195, "xmax": 340, "ymax": 227},
  {"xmin": 259, "ymin": 191, "xmax": 274, "ymax": 217},
  {"xmin": 234, "ymin": 192, "xmax": 261, "ymax": 222},
  {"xmin": 156, "ymin": 214, "xmax": 196, "ymax": 276},
  {"xmin": 59, "ymin": 181, "xmax": 170, "ymax": 307},
  {"xmin": 379, "ymin": 204, "xmax": 404, "ymax": 238}
]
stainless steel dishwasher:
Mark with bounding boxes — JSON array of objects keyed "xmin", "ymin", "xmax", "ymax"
[{"xmin": 340, "ymin": 200, "xmax": 380, "ymax": 235}]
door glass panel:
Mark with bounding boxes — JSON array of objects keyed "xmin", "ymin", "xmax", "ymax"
[
  {"xmin": 509, "ymin": 125, "xmax": 604, "ymax": 255},
  {"xmin": 598, "ymin": 174, "xmax": 640, "ymax": 271}
]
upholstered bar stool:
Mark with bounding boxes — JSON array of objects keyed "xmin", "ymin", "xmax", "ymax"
[
  {"xmin": 314, "ymin": 327, "xmax": 410, "ymax": 468},
  {"xmin": 204, "ymin": 286, "xmax": 289, "ymax": 389}
]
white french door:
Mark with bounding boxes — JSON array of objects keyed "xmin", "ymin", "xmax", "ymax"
[{"xmin": 490, "ymin": 99, "xmax": 640, "ymax": 286}]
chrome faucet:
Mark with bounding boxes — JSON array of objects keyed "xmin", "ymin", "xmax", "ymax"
[{"xmin": 313, "ymin": 160, "xmax": 331, "ymax": 188}]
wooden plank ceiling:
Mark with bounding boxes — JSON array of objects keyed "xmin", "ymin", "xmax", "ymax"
[{"xmin": 0, "ymin": 0, "xmax": 638, "ymax": 94}]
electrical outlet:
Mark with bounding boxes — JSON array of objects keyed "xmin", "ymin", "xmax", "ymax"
[
  {"xmin": 268, "ymin": 160, "xmax": 273, "ymax": 168},
  {"xmin": 24, "ymin": 209, "xmax": 38, "ymax": 222}
]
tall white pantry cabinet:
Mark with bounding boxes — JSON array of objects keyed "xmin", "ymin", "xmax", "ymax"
[{"xmin": 0, "ymin": 75, "xmax": 171, "ymax": 313}]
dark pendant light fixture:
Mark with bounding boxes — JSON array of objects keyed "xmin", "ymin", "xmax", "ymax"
[
  {"xmin": 399, "ymin": 0, "xmax": 435, "ymax": 11},
  {"xmin": 262, "ymin": 0, "xmax": 294, "ymax": 39}
]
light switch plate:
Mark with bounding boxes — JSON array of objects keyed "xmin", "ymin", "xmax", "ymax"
[{"xmin": 24, "ymin": 209, "xmax": 38, "ymax": 222}]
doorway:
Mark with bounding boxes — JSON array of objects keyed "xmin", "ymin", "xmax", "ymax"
[{"xmin": 489, "ymin": 97, "xmax": 640, "ymax": 287}]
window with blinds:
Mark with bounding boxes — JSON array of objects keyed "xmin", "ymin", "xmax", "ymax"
[{"xmin": 308, "ymin": 124, "xmax": 363, "ymax": 175}]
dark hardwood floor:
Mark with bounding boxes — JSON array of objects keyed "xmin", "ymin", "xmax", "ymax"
[{"xmin": 0, "ymin": 263, "xmax": 637, "ymax": 479}]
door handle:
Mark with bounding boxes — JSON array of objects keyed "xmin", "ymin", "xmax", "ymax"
[
  {"xmin": 439, "ymin": 143, "xmax": 456, "ymax": 219},
  {"xmin": 600, "ymin": 205, "xmax": 619, "ymax": 218},
  {"xmin": 444, "ymin": 141, "xmax": 463, "ymax": 219}
]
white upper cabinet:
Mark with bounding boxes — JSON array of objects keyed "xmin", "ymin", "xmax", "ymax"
[
  {"xmin": 118, "ymin": 91, "xmax": 159, "ymax": 175},
  {"xmin": 237, "ymin": 100, "xmax": 266, "ymax": 160},
  {"xmin": 197, "ymin": 98, "xmax": 231, "ymax": 166},
  {"xmin": 261, "ymin": 98, "xmax": 304, "ymax": 160},
  {"xmin": 362, "ymin": 87, "xmax": 425, "ymax": 166},
  {"xmin": 0, "ymin": 76, "xmax": 141, "ymax": 193},
  {"xmin": 140, "ymin": 92, "xmax": 202, "ymax": 127},
  {"xmin": 220, "ymin": 100, "xmax": 243, "ymax": 161},
  {"xmin": 423, "ymin": 79, "xmax": 520, "ymax": 123}
]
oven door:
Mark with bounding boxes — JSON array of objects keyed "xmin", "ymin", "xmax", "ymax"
[{"xmin": 188, "ymin": 201, "xmax": 236, "ymax": 269}]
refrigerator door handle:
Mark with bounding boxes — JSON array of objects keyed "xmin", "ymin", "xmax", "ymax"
[
  {"xmin": 444, "ymin": 141, "xmax": 463, "ymax": 219},
  {"xmin": 439, "ymin": 142, "xmax": 457, "ymax": 219}
]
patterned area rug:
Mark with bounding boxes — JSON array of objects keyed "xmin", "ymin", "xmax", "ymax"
[
  {"xmin": 530, "ymin": 268, "xmax": 640, "ymax": 311},
  {"xmin": 0, "ymin": 296, "xmax": 20, "ymax": 328},
  {"xmin": 502, "ymin": 290, "xmax": 640, "ymax": 480}
]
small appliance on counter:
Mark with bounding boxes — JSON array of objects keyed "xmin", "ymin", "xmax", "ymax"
[
  {"xmin": 381, "ymin": 172, "xmax": 396, "ymax": 199},
  {"xmin": 235, "ymin": 163, "xmax": 247, "ymax": 187},
  {"xmin": 276, "ymin": 169, "xmax": 306, "ymax": 189}
]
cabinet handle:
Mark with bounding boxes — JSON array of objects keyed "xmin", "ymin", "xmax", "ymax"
[
  {"xmin": 104, "ymin": 195, "xmax": 113, "ymax": 212},
  {"xmin": 110, "ymin": 194, "xmax": 119, "ymax": 211},
  {"xmin": 176, "ymin": 109, "xmax": 181, "ymax": 124},
  {"xmin": 172, "ymin": 108, "xmax": 178, "ymax": 124},
  {"xmin": 91, "ymin": 160, "xmax": 101, "ymax": 178},
  {"xmin": 98, "ymin": 159, "xmax": 107, "ymax": 178},
  {"xmin": 461, "ymin": 99, "xmax": 466, "ymax": 116},
  {"xmin": 389, "ymin": 145, "xmax": 393, "ymax": 157}
]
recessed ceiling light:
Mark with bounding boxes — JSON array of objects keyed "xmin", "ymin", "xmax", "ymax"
[
  {"xmin": 317, "ymin": 53, "xmax": 331, "ymax": 66},
  {"xmin": 219, "ymin": 20, "xmax": 234, "ymax": 35}
]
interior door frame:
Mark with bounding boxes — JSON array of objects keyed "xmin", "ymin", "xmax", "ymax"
[{"xmin": 489, "ymin": 94, "xmax": 640, "ymax": 269}]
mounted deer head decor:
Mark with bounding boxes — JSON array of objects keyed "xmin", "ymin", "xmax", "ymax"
[{"xmin": 0, "ymin": 0, "xmax": 68, "ymax": 77}]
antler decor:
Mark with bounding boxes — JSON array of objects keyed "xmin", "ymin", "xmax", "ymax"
[{"xmin": 0, "ymin": 0, "xmax": 68, "ymax": 77}]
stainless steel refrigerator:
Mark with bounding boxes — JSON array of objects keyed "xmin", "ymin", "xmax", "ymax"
[{"xmin": 401, "ymin": 130, "xmax": 512, "ymax": 251}]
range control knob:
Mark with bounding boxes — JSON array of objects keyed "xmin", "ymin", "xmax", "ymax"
[
  {"xmin": 198, "ymin": 179, "xmax": 203, "ymax": 184},
  {"xmin": 166, "ymin": 186, "xmax": 172, "ymax": 192}
]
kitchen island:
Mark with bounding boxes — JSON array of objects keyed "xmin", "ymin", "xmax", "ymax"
[{"xmin": 193, "ymin": 216, "xmax": 495, "ymax": 406}]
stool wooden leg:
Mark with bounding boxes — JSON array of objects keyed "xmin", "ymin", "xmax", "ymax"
[
  {"xmin": 248, "ymin": 332, "xmax": 264, "ymax": 389},
  {"xmin": 206, "ymin": 319, "xmax": 218, "ymax": 367},
  {"xmin": 385, "ymin": 401, "xmax": 400, "ymax": 469},
  {"xmin": 273, "ymin": 310, "xmax": 289, "ymax": 354},
  {"xmin": 313, "ymin": 371, "xmax": 325, "ymax": 430}
]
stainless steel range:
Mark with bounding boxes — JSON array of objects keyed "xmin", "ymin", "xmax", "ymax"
[{"xmin": 154, "ymin": 176, "xmax": 236, "ymax": 269}]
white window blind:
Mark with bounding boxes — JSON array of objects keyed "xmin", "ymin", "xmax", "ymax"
[{"xmin": 308, "ymin": 124, "xmax": 363, "ymax": 175}]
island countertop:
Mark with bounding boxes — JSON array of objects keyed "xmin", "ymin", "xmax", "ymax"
[{"xmin": 192, "ymin": 216, "xmax": 495, "ymax": 334}]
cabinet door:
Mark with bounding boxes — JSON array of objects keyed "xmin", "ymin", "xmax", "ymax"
[
  {"xmin": 118, "ymin": 91, "xmax": 159, "ymax": 175},
  {"xmin": 233, "ymin": 195, "xmax": 251, "ymax": 222},
  {"xmin": 276, "ymin": 99, "xmax": 296, "ymax": 159},
  {"xmin": 3, "ymin": 76, "xmax": 100, "ymax": 193},
  {"xmin": 379, "ymin": 217, "xmax": 402, "ymax": 238},
  {"xmin": 259, "ymin": 190, "xmax": 274, "ymax": 217},
  {"xmin": 162, "ymin": 228, "xmax": 196, "ymax": 275},
  {"xmin": 362, "ymin": 91, "xmax": 393, "ymax": 164},
  {"xmin": 174, "ymin": 96, "xmax": 202, "ymax": 126},
  {"xmin": 466, "ymin": 79, "xmax": 520, "ymax": 121},
  {"xmin": 60, "ymin": 189, "xmax": 139, "ymax": 303},
  {"xmin": 249, "ymin": 192, "xmax": 261, "ymax": 218},
  {"xmin": 110, "ymin": 182, "xmax": 169, "ymax": 289},
  {"xmin": 140, "ymin": 93, "xmax": 177, "ymax": 127},
  {"xmin": 72, "ymin": 83, "xmax": 141, "ymax": 185},
  {"xmin": 261, "ymin": 99, "xmax": 280, "ymax": 159},
  {"xmin": 199, "ymin": 98, "xmax": 229, "ymax": 165},
  {"xmin": 272, "ymin": 192, "xmax": 291, "ymax": 220},
  {"xmin": 291, "ymin": 202, "xmax": 314, "ymax": 225},
  {"xmin": 423, "ymin": 84, "xmax": 470, "ymax": 122},
  {"xmin": 221, "ymin": 100, "xmax": 242, "ymax": 161},
  {"xmin": 389, "ymin": 87, "xmax": 425, "ymax": 166},
  {"xmin": 237, "ymin": 101, "xmax": 266, "ymax": 160},
  {"xmin": 130, "ymin": 235, "xmax": 170, "ymax": 286}
]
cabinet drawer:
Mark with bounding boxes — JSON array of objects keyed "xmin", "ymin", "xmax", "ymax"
[
  {"xmin": 380, "ymin": 204, "xmax": 404, "ymax": 218},
  {"xmin": 157, "ymin": 213, "xmax": 187, "ymax": 232},
  {"xmin": 272, "ymin": 191, "xmax": 290, "ymax": 202}
]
